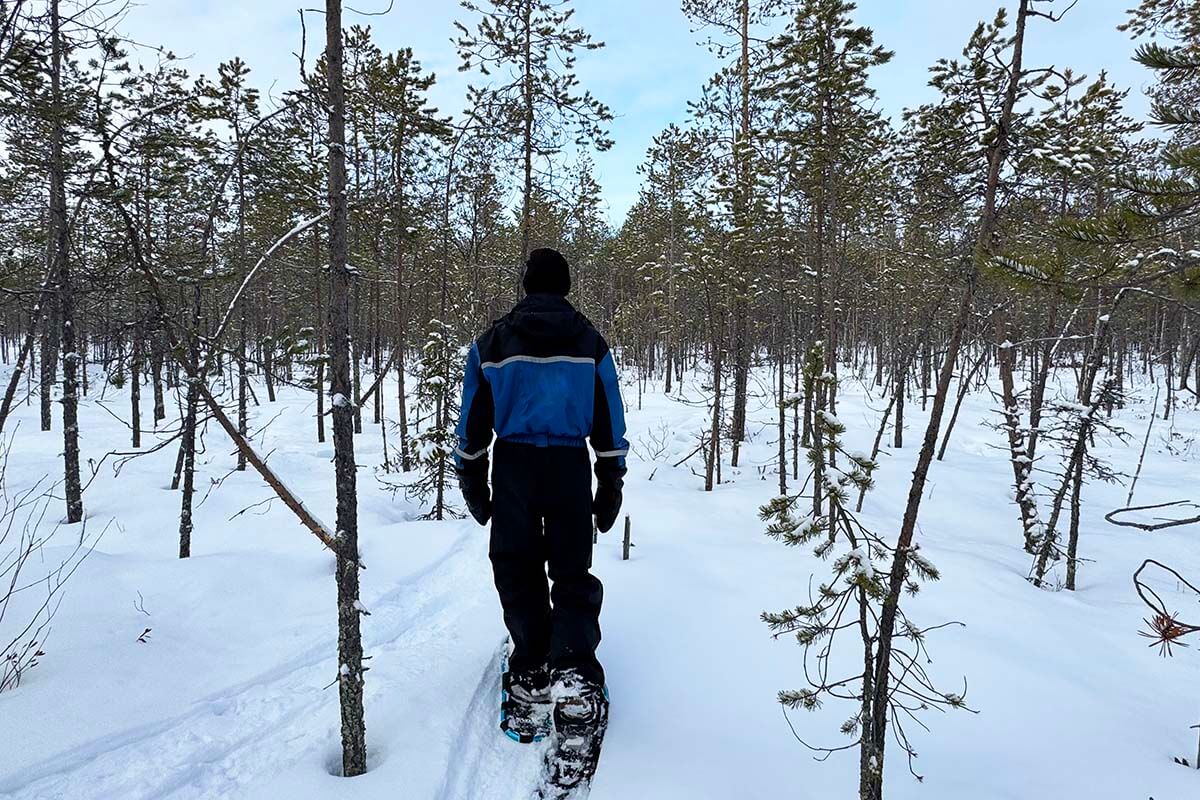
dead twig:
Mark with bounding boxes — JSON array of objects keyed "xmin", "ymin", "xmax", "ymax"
[
  {"xmin": 1106, "ymin": 501, "xmax": 1200, "ymax": 532},
  {"xmin": 1133, "ymin": 559, "xmax": 1200, "ymax": 656}
]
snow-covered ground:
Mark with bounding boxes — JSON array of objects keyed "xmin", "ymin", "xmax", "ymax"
[{"xmin": 2, "ymin": 360, "xmax": 1199, "ymax": 799}]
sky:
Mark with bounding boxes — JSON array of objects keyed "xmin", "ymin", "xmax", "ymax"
[{"xmin": 116, "ymin": 0, "xmax": 1158, "ymax": 227}]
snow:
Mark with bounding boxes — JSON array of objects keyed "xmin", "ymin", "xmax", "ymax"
[
  {"xmin": 816, "ymin": 410, "xmax": 841, "ymax": 427},
  {"xmin": 1, "ymin": 363, "xmax": 1199, "ymax": 799},
  {"xmin": 845, "ymin": 547, "xmax": 872, "ymax": 580}
]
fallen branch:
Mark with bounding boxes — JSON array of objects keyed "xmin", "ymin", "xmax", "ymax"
[
  {"xmin": 209, "ymin": 210, "xmax": 329, "ymax": 345},
  {"xmin": 1106, "ymin": 501, "xmax": 1200, "ymax": 532},
  {"xmin": 97, "ymin": 106, "xmax": 339, "ymax": 554},
  {"xmin": 672, "ymin": 434, "xmax": 708, "ymax": 468}
]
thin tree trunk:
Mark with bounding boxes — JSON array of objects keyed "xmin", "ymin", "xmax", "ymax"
[
  {"xmin": 705, "ymin": 319, "xmax": 723, "ymax": 492},
  {"xmin": 237, "ymin": 307, "xmax": 248, "ymax": 471},
  {"xmin": 728, "ymin": 0, "xmax": 752, "ymax": 466},
  {"xmin": 1064, "ymin": 455, "xmax": 1083, "ymax": 590},
  {"xmin": 314, "ymin": 222, "xmax": 327, "ymax": 444},
  {"xmin": 50, "ymin": 0, "xmax": 81, "ymax": 523},
  {"xmin": 151, "ymin": 332, "xmax": 166, "ymax": 425},
  {"xmin": 392, "ymin": 131, "xmax": 411, "ymax": 472},
  {"xmin": 1179, "ymin": 329, "xmax": 1199, "ymax": 395},
  {"xmin": 178, "ymin": 285, "xmax": 201, "ymax": 557},
  {"xmin": 520, "ymin": 0, "xmax": 534, "ymax": 262},
  {"xmin": 372, "ymin": 280, "xmax": 381, "ymax": 425},
  {"xmin": 1126, "ymin": 383, "xmax": 1159, "ymax": 506},
  {"xmin": 352, "ymin": 281, "xmax": 363, "ymax": 434},
  {"xmin": 998, "ymin": 342, "xmax": 1041, "ymax": 553},
  {"xmin": 936, "ymin": 348, "xmax": 985, "ymax": 462},
  {"xmin": 776, "ymin": 300, "xmax": 787, "ymax": 495},
  {"xmin": 264, "ymin": 337, "xmax": 277, "ymax": 402},
  {"xmin": 0, "ymin": 282, "xmax": 48, "ymax": 434},
  {"xmin": 1031, "ymin": 295, "xmax": 1124, "ymax": 586},
  {"xmin": 892, "ymin": 357, "xmax": 905, "ymax": 449},
  {"xmin": 130, "ymin": 324, "xmax": 142, "ymax": 448},
  {"xmin": 1027, "ymin": 302, "xmax": 1072, "ymax": 462},
  {"xmin": 862, "ymin": 5, "xmax": 1032, "ymax": 795},
  {"xmin": 325, "ymin": 0, "xmax": 368, "ymax": 775},
  {"xmin": 39, "ymin": 291, "xmax": 58, "ymax": 432}
]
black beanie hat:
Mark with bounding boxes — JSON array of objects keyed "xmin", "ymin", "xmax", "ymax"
[{"xmin": 522, "ymin": 248, "xmax": 571, "ymax": 296}]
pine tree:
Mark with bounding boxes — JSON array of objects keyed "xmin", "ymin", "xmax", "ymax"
[
  {"xmin": 199, "ymin": 58, "xmax": 261, "ymax": 471},
  {"xmin": 369, "ymin": 46, "xmax": 448, "ymax": 470},
  {"xmin": 453, "ymin": 131, "xmax": 513, "ymax": 327},
  {"xmin": 454, "ymin": 0, "xmax": 613, "ymax": 268},
  {"xmin": 684, "ymin": 0, "xmax": 790, "ymax": 466},
  {"xmin": 408, "ymin": 318, "xmax": 461, "ymax": 518},
  {"xmin": 1122, "ymin": 0, "xmax": 1200, "ymax": 222},
  {"xmin": 761, "ymin": 343, "xmax": 968, "ymax": 797},
  {"xmin": 762, "ymin": 0, "xmax": 892, "ymax": 500}
]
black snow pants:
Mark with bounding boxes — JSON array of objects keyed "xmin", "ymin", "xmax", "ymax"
[{"xmin": 490, "ymin": 439, "xmax": 604, "ymax": 686}]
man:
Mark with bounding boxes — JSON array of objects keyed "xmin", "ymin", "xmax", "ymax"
[{"xmin": 454, "ymin": 247, "xmax": 627, "ymax": 744}]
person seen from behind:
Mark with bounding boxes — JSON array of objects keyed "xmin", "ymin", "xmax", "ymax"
[{"xmin": 454, "ymin": 246, "xmax": 628, "ymax": 743}]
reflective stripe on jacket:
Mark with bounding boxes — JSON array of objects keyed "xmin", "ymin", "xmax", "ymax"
[{"xmin": 454, "ymin": 293, "xmax": 628, "ymax": 477}]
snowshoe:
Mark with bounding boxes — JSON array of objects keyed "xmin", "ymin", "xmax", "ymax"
[
  {"xmin": 535, "ymin": 669, "xmax": 610, "ymax": 799},
  {"xmin": 500, "ymin": 650, "xmax": 552, "ymax": 744}
]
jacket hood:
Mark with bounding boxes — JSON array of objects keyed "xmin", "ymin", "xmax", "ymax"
[{"xmin": 506, "ymin": 293, "xmax": 587, "ymax": 339}]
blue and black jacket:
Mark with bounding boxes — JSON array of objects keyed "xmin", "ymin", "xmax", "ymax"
[{"xmin": 454, "ymin": 293, "xmax": 629, "ymax": 482}]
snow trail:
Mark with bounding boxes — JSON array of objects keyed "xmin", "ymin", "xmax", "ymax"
[
  {"xmin": 434, "ymin": 641, "xmax": 548, "ymax": 800},
  {"xmin": 2, "ymin": 524, "xmax": 481, "ymax": 800}
]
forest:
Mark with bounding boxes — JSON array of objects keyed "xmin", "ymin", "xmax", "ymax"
[{"xmin": 2, "ymin": 0, "xmax": 1200, "ymax": 798}]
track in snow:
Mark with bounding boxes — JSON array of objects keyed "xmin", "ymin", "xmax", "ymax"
[
  {"xmin": 2, "ymin": 526, "xmax": 484, "ymax": 800},
  {"xmin": 434, "ymin": 641, "xmax": 548, "ymax": 800}
]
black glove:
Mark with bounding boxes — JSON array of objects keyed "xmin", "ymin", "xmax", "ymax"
[
  {"xmin": 457, "ymin": 463, "xmax": 492, "ymax": 526},
  {"xmin": 592, "ymin": 476, "xmax": 623, "ymax": 534}
]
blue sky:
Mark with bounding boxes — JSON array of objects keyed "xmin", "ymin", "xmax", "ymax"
[{"xmin": 119, "ymin": 0, "xmax": 1156, "ymax": 225}]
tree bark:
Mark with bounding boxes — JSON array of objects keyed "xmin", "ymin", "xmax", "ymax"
[
  {"xmin": 236, "ymin": 116, "xmax": 249, "ymax": 471},
  {"xmin": 520, "ymin": 0, "xmax": 534, "ymax": 263},
  {"xmin": 1064, "ymin": 455, "xmax": 1083, "ymax": 590},
  {"xmin": 998, "ymin": 342, "xmax": 1041, "ymax": 553},
  {"xmin": 325, "ymin": 0, "xmax": 368, "ymax": 776},
  {"xmin": 38, "ymin": 290, "xmax": 58, "ymax": 432},
  {"xmin": 130, "ymin": 323, "xmax": 142, "ymax": 449},
  {"xmin": 50, "ymin": 0, "xmax": 82, "ymax": 523},
  {"xmin": 178, "ymin": 285, "xmax": 201, "ymax": 558},
  {"xmin": 151, "ymin": 331, "xmax": 166, "ymax": 425},
  {"xmin": 728, "ymin": 0, "xmax": 752, "ymax": 466},
  {"xmin": 0, "ymin": 271, "xmax": 51, "ymax": 435}
]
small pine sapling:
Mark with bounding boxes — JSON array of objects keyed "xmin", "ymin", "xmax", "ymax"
[
  {"xmin": 401, "ymin": 319, "xmax": 462, "ymax": 520},
  {"xmin": 761, "ymin": 342, "xmax": 972, "ymax": 797}
]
